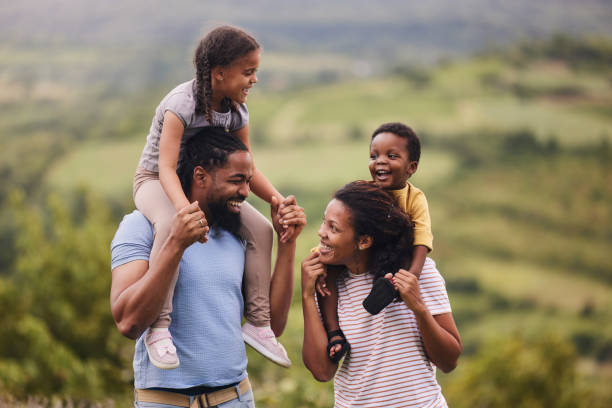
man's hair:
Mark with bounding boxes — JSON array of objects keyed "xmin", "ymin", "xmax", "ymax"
[
  {"xmin": 371, "ymin": 122, "xmax": 421, "ymax": 163},
  {"xmin": 177, "ymin": 127, "xmax": 249, "ymax": 195}
]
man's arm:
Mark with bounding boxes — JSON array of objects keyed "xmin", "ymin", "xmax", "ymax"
[
  {"xmin": 110, "ymin": 202, "xmax": 206, "ymax": 339},
  {"xmin": 268, "ymin": 195, "xmax": 306, "ymax": 336}
]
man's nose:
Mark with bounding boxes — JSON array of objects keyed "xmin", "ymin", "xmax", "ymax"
[{"xmin": 239, "ymin": 182, "xmax": 250, "ymax": 198}]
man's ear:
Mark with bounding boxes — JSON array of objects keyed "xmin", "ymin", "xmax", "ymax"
[
  {"xmin": 193, "ymin": 166, "xmax": 210, "ymax": 188},
  {"xmin": 358, "ymin": 235, "xmax": 373, "ymax": 251}
]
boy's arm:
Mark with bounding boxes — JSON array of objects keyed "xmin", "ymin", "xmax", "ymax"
[
  {"xmin": 407, "ymin": 245, "xmax": 428, "ymax": 278},
  {"xmin": 158, "ymin": 111, "xmax": 190, "ymax": 211},
  {"xmin": 405, "ymin": 186, "xmax": 433, "ymax": 278}
]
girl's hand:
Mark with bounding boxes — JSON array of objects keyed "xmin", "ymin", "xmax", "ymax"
[
  {"xmin": 390, "ymin": 269, "xmax": 426, "ymax": 314},
  {"xmin": 277, "ymin": 195, "xmax": 304, "ymax": 243},
  {"xmin": 274, "ymin": 195, "xmax": 306, "ymax": 243},
  {"xmin": 301, "ymin": 252, "xmax": 326, "ymax": 298}
]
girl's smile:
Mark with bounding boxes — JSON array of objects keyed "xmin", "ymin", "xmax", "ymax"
[{"xmin": 213, "ymin": 50, "xmax": 260, "ymax": 109}]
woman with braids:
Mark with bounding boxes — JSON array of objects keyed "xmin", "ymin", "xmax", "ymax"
[
  {"xmin": 133, "ymin": 25, "xmax": 295, "ymax": 370},
  {"xmin": 301, "ymin": 181, "xmax": 462, "ymax": 407}
]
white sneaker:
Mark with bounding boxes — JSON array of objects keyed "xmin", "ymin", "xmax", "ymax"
[
  {"xmin": 144, "ymin": 328, "xmax": 180, "ymax": 370},
  {"xmin": 241, "ymin": 322, "xmax": 291, "ymax": 368}
]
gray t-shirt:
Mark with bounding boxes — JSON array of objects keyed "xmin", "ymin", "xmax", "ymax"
[{"xmin": 138, "ymin": 79, "xmax": 249, "ymax": 173}]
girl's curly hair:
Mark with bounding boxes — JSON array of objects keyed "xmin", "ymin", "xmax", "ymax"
[
  {"xmin": 193, "ymin": 25, "xmax": 260, "ymax": 123},
  {"xmin": 333, "ymin": 180, "xmax": 414, "ymax": 280}
]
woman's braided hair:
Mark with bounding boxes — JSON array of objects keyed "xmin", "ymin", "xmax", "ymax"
[
  {"xmin": 193, "ymin": 25, "xmax": 260, "ymax": 123},
  {"xmin": 333, "ymin": 181, "xmax": 415, "ymax": 280}
]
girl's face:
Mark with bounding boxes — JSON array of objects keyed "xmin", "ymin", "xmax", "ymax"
[
  {"xmin": 369, "ymin": 132, "xmax": 417, "ymax": 190},
  {"xmin": 214, "ymin": 49, "xmax": 260, "ymax": 105},
  {"xmin": 317, "ymin": 199, "xmax": 358, "ymax": 266}
]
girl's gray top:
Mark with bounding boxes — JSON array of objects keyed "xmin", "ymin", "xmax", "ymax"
[{"xmin": 138, "ymin": 79, "xmax": 249, "ymax": 173}]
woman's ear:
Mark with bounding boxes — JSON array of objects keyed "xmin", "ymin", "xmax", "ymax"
[{"xmin": 358, "ymin": 235, "xmax": 373, "ymax": 251}]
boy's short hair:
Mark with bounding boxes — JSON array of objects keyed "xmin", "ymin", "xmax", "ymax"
[{"xmin": 371, "ymin": 122, "xmax": 421, "ymax": 163}]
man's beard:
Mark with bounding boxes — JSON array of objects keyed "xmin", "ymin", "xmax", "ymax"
[{"xmin": 207, "ymin": 199, "xmax": 243, "ymax": 239}]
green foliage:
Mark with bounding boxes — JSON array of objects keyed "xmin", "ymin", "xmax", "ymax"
[
  {"xmin": 0, "ymin": 189, "xmax": 131, "ymax": 401},
  {"xmin": 445, "ymin": 333, "xmax": 609, "ymax": 408}
]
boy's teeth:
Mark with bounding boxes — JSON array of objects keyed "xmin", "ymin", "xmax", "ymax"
[{"xmin": 228, "ymin": 200, "xmax": 243, "ymax": 207}]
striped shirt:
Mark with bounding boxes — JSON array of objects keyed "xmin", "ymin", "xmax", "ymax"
[{"xmin": 334, "ymin": 258, "xmax": 451, "ymax": 408}]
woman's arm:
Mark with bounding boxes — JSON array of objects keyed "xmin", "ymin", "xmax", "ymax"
[
  {"xmin": 110, "ymin": 203, "xmax": 204, "ymax": 339},
  {"xmin": 158, "ymin": 111, "xmax": 191, "ymax": 211},
  {"xmin": 391, "ymin": 269, "xmax": 462, "ymax": 373},
  {"xmin": 301, "ymin": 252, "xmax": 339, "ymax": 382}
]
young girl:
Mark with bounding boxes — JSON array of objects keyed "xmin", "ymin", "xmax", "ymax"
[
  {"xmin": 133, "ymin": 25, "xmax": 293, "ymax": 369},
  {"xmin": 317, "ymin": 122, "xmax": 433, "ymax": 362}
]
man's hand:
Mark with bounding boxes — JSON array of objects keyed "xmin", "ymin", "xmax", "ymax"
[
  {"xmin": 271, "ymin": 195, "xmax": 306, "ymax": 243},
  {"xmin": 168, "ymin": 201, "xmax": 209, "ymax": 249}
]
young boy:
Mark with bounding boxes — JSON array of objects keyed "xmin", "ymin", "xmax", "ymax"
[{"xmin": 317, "ymin": 122, "xmax": 433, "ymax": 361}]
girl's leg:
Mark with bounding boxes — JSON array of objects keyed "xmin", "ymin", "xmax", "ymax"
[
  {"xmin": 239, "ymin": 202, "xmax": 291, "ymax": 367},
  {"xmin": 239, "ymin": 202, "xmax": 273, "ymax": 326},
  {"xmin": 133, "ymin": 167, "xmax": 180, "ymax": 369}
]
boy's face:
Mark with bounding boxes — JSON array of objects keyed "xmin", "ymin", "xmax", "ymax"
[{"xmin": 369, "ymin": 132, "xmax": 418, "ymax": 190}]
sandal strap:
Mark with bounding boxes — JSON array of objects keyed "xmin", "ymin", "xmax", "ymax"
[{"xmin": 327, "ymin": 329, "xmax": 345, "ymax": 340}]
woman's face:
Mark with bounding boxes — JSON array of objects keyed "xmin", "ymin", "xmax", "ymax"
[{"xmin": 317, "ymin": 199, "xmax": 358, "ymax": 266}]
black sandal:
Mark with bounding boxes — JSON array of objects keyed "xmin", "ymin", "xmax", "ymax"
[{"xmin": 326, "ymin": 329, "xmax": 351, "ymax": 363}]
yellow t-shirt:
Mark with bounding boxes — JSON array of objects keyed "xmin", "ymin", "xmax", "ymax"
[{"xmin": 390, "ymin": 182, "xmax": 433, "ymax": 251}]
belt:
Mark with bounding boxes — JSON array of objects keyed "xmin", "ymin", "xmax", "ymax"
[{"xmin": 135, "ymin": 377, "xmax": 251, "ymax": 407}]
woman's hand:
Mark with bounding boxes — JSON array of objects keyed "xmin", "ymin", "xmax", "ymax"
[
  {"xmin": 389, "ymin": 269, "xmax": 426, "ymax": 314},
  {"xmin": 301, "ymin": 251, "xmax": 326, "ymax": 298}
]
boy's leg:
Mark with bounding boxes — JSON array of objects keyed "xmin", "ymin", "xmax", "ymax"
[
  {"xmin": 239, "ymin": 202, "xmax": 290, "ymax": 367},
  {"xmin": 133, "ymin": 168, "xmax": 180, "ymax": 369},
  {"xmin": 319, "ymin": 270, "xmax": 350, "ymax": 362}
]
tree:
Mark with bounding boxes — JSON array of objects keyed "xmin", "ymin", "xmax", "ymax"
[{"xmin": 0, "ymin": 188, "xmax": 131, "ymax": 402}]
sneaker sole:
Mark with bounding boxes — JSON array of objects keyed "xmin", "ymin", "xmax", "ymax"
[
  {"xmin": 242, "ymin": 331, "xmax": 292, "ymax": 368},
  {"xmin": 144, "ymin": 340, "xmax": 180, "ymax": 370}
]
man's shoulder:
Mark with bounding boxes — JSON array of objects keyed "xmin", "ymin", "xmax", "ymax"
[{"xmin": 111, "ymin": 210, "xmax": 154, "ymax": 247}]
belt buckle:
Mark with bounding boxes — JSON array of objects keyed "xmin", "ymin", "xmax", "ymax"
[{"xmin": 193, "ymin": 395, "xmax": 208, "ymax": 408}]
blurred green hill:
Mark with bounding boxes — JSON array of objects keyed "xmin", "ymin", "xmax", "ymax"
[{"xmin": 0, "ymin": 3, "xmax": 611, "ymax": 405}]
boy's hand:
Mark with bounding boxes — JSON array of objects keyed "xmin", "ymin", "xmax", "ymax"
[
  {"xmin": 169, "ymin": 201, "xmax": 209, "ymax": 248},
  {"xmin": 272, "ymin": 195, "xmax": 306, "ymax": 243},
  {"xmin": 315, "ymin": 273, "xmax": 330, "ymax": 297}
]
